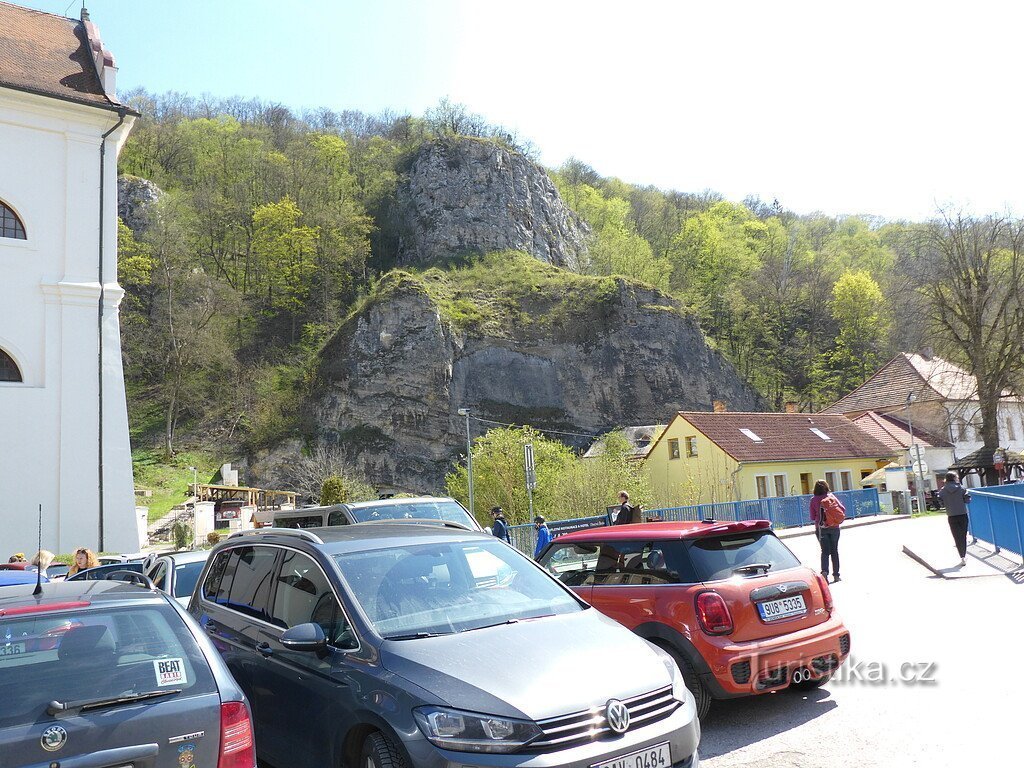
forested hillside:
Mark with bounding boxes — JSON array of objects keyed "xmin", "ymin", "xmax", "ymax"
[{"xmin": 115, "ymin": 91, "xmax": 931, "ymax": 480}]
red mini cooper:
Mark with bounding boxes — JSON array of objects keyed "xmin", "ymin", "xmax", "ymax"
[{"xmin": 537, "ymin": 520, "xmax": 850, "ymax": 719}]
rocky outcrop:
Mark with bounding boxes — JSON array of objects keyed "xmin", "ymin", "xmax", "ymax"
[
  {"xmin": 117, "ymin": 175, "xmax": 162, "ymax": 234},
  {"xmin": 396, "ymin": 138, "xmax": 590, "ymax": 270},
  {"xmin": 247, "ymin": 264, "xmax": 764, "ymax": 493}
]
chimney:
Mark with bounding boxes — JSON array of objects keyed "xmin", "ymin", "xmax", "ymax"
[
  {"xmin": 713, "ymin": 400, "xmax": 727, "ymax": 413},
  {"xmin": 81, "ymin": 10, "xmax": 118, "ymax": 99},
  {"xmin": 785, "ymin": 401, "xmax": 799, "ymax": 414}
]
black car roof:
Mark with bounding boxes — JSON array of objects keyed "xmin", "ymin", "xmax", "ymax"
[
  {"xmin": 0, "ymin": 580, "xmax": 165, "ymax": 611},
  {"xmin": 224, "ymin": 522, "xmax": 490, "ymax": 555}
]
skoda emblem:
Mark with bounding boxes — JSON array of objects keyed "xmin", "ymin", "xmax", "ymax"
[
  {"xmin": 41, "ymin": 725, "xmax": 67, "ymax": 752},
  {"xmin": 606, "ymin": 699, "xmax": 630, "ymax": 734}
]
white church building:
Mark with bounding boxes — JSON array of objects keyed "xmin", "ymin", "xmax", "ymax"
[{"xmin": 0, "ymin": 3, "xmax": 140, "ymax": 553}]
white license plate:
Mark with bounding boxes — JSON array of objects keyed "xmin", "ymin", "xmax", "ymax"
[
  {"xmin": 593, "ymin": 742, "xmax": 671, "ymax": 768},
  {"xmin": 758, "ymin": 594, "xmax": 806, "ymax": 621},
  {"xmin": 0, "ymin": 642, "xmax": 26, "ymax": 657}
]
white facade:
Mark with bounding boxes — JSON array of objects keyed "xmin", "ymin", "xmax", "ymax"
[{"xmin": 0, "ymin": 87, "xmax": 137, "ymax": 554}]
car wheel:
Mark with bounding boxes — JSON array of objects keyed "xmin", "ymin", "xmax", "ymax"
[
  {"xmin": 361, "ymin": 731, "xmax": 408, "ymax": 768},
  {"xmin": 657, "ymin": 643, "xmax": 711, "ymax": 721},
  {"xmin": 789, "ymin": 672, "xmax": 833, "ymax": 691}
]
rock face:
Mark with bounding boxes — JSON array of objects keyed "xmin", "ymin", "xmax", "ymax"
[
  {"xmin": 257, "ymin": 270, "xmax": 764, "ymax": 493},
  {"xmin": 396, "ymin": 138, "xmax": 590, "ymax": 270},
  {"xmin": 117, "ymin": 175, "xmax": 162, "ymax": 234}
]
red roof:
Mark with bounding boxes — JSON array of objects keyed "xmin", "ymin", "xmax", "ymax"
[
  {"xmin": 0, "ymin": 2, "xmax": 125, "ymax": 111},
  {"xmin": 555, "ymin": 520, "xmax": 772, "ymax": 543},
  {"xmin": 850, "ymin": 411, "xmax": 951, "ymax": 451},
  {"xmin": 669, "ymin": 411, "xmax": 894, "ymax": 463}
]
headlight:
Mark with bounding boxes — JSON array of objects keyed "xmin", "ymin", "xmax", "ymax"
[
  {"xmin": 414, "ymin": 706, "xmax": 543, "ymax": 753},
  {"xmin": 655, "ymin": 648, "xmax": 690, "ymax": 704}
]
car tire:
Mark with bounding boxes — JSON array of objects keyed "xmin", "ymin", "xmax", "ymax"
[
  {"xmin": 656, "ymin": 642, "xmax": 711, "ymax": 721},
  {"xmin": 361, "ymin": 731, "xmax": 408, "ymax": 768},
  {"xmin": 789, "ymin": 672, "xmax": 833, "ymax": 691}
]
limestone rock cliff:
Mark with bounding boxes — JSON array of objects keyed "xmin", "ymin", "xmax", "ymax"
[
  {"xmin": 117, "ymin": 175, "xmax": 162, "ymax": 234},
  {"xmin": 396, "ymin": 138, "xmax": 589, "ymax": 270}
]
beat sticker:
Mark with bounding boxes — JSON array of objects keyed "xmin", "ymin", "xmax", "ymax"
[{"xmin": 154, "ymin": 657, "xmax": 187, "ymax": 687}]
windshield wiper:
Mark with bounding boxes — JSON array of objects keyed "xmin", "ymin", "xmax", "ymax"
[
  {"xmin": 383, "ymin": 632, "xmax": 447, "ymax": 641},
  {"xmin": 459, "ymin": 614, "xmax": 557, "ymax": 633},
  {"xmin": 733, "ymin": 563, "xmax": 772, "ymax": 575},
  {"xmin": 48, "ymin": 689, "xmax": 182, "ymax": 716}
]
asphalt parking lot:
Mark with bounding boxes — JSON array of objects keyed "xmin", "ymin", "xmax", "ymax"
[{"xmin": 699, "ymin": 516, "xmax": 1023, "ymax": 768}]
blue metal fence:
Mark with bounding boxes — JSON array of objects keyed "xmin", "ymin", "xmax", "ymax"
[
  {"xmin": 505, "ymin": 488, "xmax": 882, "ymax": 556},
  {"xmin": 967, "ymin": 485, "xmax": 1024, "ymax": 560}
]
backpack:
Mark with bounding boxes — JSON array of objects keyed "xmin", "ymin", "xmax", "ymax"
[{"xmin": 820, "ymin": 494, "xmax": 846, "ymax": 527}]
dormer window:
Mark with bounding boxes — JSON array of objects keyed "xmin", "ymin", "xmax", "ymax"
[
  {"xmin": 739, "ymin": 428, "xmax": 763, "ymax": 443},
  {"xmin": 0, "ymin": 201, "xmax": 26, "ymax": 240},
  {"xmin": 810, "ymin": 428, "xmax": 832, "ymax": 441}
]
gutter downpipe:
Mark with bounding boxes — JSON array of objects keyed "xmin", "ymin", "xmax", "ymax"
[{"xmin": 97, "ymin": 107, "xmax": 127, "ymax": 551}]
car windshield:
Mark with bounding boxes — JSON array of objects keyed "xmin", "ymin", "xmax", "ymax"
[
  {"xmin": 173, "ymin": 561, "xmax": 206, "ymax": 598},
  {"xmin": 348, "ymin": 500, "xmax": 477, "ymax": 529},
  {"xmin": 685, "ymin": 531, "xmax": 801, "ymax": 581},
  {"xmin": 0, "ymin": 604, "xmax": 216, "ymax": 728},
  {"xmin": 334, "ymin": 539, "xmax": 581, "ymax": 638}
]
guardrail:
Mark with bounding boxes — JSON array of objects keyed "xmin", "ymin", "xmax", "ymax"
[
  {"xmin": 967, "ymin": 485, "xmax": 1024, "ymax": 560},
  {"xmin": 505, "ymin": 488, "xmax": 881, "ymax": 557}
]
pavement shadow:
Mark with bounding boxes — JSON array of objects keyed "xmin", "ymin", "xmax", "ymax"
[{"xmin": 699, "ymin": 686, "xmax": 837, "ymax": 758}]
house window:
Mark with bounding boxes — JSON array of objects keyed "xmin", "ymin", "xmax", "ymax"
[
  {"xmin": 825, "ymin": 471, "xmax": 839, "ymax": 492},
  {"xmin": 685, "ymin": 436, "xmax": 698, "ymax": 457},
  {"xmin": 955, "ymin": 418, "xmax": 969, "ymax": 441},
  {"xmin": 740, "ymin": 428, "xmax": 763, "ymax": 443},
  {"xmin": 800, "ymin": 473, "xmax": 812, "ymax": 495},
  {"xmin": 755, "ymin": 475, "xmax": 769, "ymax": 499},
  {"xmin": 668, "ymin": 438, "xmax": 680, "ymax": 460},
  {"xmin": 840, "ymin": 471, "xmax": 853, "ymax": 491},
  {"xmin": 0, "ymin": 201, "xmax": 26, "ymax": 240},
  {"xmin": 809, "ymin": 428, "xmax": 832, "ymax": 441},
  {"xmin": 1006, "ymin": 417, "xmax": 1017, "ymax": 442},
  {"xmin": 773, "ymin": 474, "xmax": 787, "ymax": 497},
  {"xmin": 0, "ymin": 349, "xmax": 21, "ymax": 382}
]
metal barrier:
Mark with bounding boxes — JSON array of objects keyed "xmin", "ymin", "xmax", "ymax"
[
  {"xmin": 967, "ymin": 485, "xmax": 1024, "ymax": 560},
  {"xmin": 503, "ymin": 488, "xmax": 882, "ymax": 557}
]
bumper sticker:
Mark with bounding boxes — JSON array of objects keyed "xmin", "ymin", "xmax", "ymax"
[{"xmin": 154, "ymin": 657, "xmax": 186, "ymax": 686}]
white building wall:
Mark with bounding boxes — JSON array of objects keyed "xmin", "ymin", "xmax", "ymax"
[{"xmin": 0, "ymin": 89, "xmax": 136, "ymax": 554}]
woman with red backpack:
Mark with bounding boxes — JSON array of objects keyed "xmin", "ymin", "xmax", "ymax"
[{"xmin": 810, "ymin": 479, "xmax": 846, "ymax": 583}]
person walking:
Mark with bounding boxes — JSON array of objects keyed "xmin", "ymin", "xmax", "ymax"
[
  {"xmin": 810, "ymin": 480, "xmax": 845, "ymax": 582},
  {"xmin": 490, "ymin": 506, "xmax": 511, "ymax": 543},
  {"xmin": 614, "ymin": 491, "xmax": 635, "ymax": 525},
  {"xmin": 937, "ymin": 472, "xmax": 971, "ymax": 566},
  {"xmin": 67, "ymin": 547, "xmax": 100, "ymax": 577},
  {"xmin": 533, "ymin": 515, "xmax": 552, "ymax": 559}
]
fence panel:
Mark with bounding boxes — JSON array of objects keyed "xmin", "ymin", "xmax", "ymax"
[{"xmin": 970, "ymin": 487, "xmax": 1024, "ymax": 559}]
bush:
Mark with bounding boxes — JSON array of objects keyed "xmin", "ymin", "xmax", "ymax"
[
  {"xmin": 320, "ymin": 475, "xmax": 348, "ymax": 504},
  {"xmin": 171, "ymin": 518, "xmax": 194, "ymax": 550},
  {"xmin": 206, "ymin": 532, "xmax": 221, "ymax": 546}
]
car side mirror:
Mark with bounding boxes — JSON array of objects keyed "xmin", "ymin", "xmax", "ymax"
[{"xmin": 279, "ymin": 622, "xmax": 327, "ymax": 652}]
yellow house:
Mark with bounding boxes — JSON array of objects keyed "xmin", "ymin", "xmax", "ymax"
[{"xmin": 645, "ymin": 412, "xmax": 896, "ymax": 506}]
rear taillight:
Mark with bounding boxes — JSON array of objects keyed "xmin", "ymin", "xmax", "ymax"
[
  {"xmin": 219, "ymin": 701, "xmax": 255, "ymax": 768},
  {"xmin": 815, "ymin": 573, "xmax": 833, "ymax": 613},
  {"xmin": 695, "ymin": 591, "xmax": 734, "ymax": 635}
]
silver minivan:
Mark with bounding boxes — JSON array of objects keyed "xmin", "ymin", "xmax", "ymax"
[{"xmin": 273, "ymin": 496, "xmax": 483, "ymax": 532}]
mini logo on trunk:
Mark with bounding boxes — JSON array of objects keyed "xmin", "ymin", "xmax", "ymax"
[
  {"xmin": 41, "ymin": 725, "xmax": 67, "ymax": 751},
  {"xmin": 778, "ymin": 584, "xmax": 788, "ymax": 593},
  {"xmin": 606, "ymin": 699, "xmax": 630, "ymax": 733}
]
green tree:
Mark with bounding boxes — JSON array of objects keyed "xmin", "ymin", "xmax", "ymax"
[
  {"xmin": 829, "ymin": 270, "xmax": 889, "ymax": 392},
  {"xmin": 320, "ymin": 475, "xmax": 348, "ymax": 504},
  {"xmin": 552, "ymin": 432, "xmax": 654, "ymax": 519},
  {"xmin": 251, "ymin": 197, "xmax": 320, "ymax": 326}
]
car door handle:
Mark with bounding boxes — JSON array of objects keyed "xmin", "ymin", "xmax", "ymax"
[{"xmin": 255, "ymin": 641, "xmax": 273, "ymax": 657}]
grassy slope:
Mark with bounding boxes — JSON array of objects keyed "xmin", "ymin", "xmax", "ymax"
[{"xmin": 133, "ymin": 448, "xmax": 223, "ymax": 523}]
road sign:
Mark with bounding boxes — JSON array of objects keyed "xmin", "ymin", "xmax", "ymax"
[{"xmin": 524, "ymin": 443, "xmax": 537, "ymax": 490}]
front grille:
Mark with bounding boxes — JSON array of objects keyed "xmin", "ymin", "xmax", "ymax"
[
  {"xmin": 839, "ymin": 633, "xmax": 851, "ymax": 656},
  {"xmin": 529, "ymin": 686, "xmax": 679, "ymax": 750},
  {"xmin": 731, "ymin": 660, "xmax": 751, "ymax": 684}
]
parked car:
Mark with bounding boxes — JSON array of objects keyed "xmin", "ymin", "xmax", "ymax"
[
  {"xmin": 0, "ymin": 578, "xmax": 255, "ymax": 768},
  {"xmin": 273, "ymin": 496, "xmax": 483, "ymax": 532},
  {"xmin": 0, "ymin": 562, "xmax": 66, "ymax": 579},
  {"xmin": 0, "ymin": 569, "xmax": 48, "ymax": 587},
  {"xmin": 98, "ymin": 553, "xmax": 147, "ymax": 565},
  {"xmin": 144, "ymin": 550, "xmax": 211, "ymax": 606},
  {"xmin": 189, "ymin": 525, "xmax": 700, "ymax": 768},
  {"xmin": 66, "ymin": 562, "xmax": 145, "ymax": 582},
  {"xmin": 537, "ymin": 520, "xmax": 851, "ymax": 719}
]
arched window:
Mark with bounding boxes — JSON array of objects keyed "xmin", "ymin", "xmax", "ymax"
[
  {"xmin": 0, "ymin": 349, "xmax": 22, "ymax": 382},
  {"xmin": 0, "ymin": 201, "xmax": 26, "ymax": 240}
]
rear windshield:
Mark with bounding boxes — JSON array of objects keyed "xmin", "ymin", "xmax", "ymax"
[
  {"xmin": 349, "ymin": 500, "xmax": 477, "ymax": 529},
  {"xmin": 0, "ymin": 604, "xmax": 216, "ymax": 728},
  {"xmin": 173, "ymin": 562, "xmax": 206, "ymax": 599},
  {"xmin": 685, "ymin": 531, "xmax": 800, "ymax": 581}
]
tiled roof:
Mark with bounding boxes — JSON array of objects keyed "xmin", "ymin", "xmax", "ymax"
[
  {"xmin": 850, "ymin": 411, "xmax": 952, "ymax": 451},
  {"xmin": 824, "ymin": 352, "xmax": 1019, "ymax": 415},
  {"xmin": 0, "ymin": 2, "xmax": 121, "ymax": 110},
  {"xmin": 676, "ymin": 411, "xmax": 895, "ymax": 463},
  {"xmin": 584, "ymin": 425, "xmax": 665, "ymax": 459},
  {"xmin": 950, "ymin": 447, "xmax": 1024, "ymax": 471}
]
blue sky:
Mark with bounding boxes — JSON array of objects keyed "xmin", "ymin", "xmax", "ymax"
[{"xmin": 21, "ymin": 0, "xmax": 1024, "ymax": 221}]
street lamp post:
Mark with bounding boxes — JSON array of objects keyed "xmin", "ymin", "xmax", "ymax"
[
  {"xmin": 457, "ymin": 409, "xmax": 474, "ymax": 519},
  {"xmin": 905, "ymin": 394, "xmax": 927, "ymax": 514}
]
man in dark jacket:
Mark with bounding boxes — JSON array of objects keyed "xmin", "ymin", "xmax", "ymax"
[
  {"xmin": 938, "ymin": 472, "xmax": 971, "ymax": 566},
  {"xmin": 491, "ymin": 507, "xmax": 511, "ymax": 543},
  {"xmin": 614, "ymin": 491, "xmax": 634, "ymax": 525}
]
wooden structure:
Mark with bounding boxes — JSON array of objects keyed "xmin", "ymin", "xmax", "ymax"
[{"xmin": 190, "ymin": 483, "xmax": 297, "ymax": 510}]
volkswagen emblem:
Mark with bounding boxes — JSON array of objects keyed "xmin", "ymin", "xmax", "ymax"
[
  {"xmin": 41, "ymin": 725, "xmax": 67, "ymax": 752},
  {"xmin": 605, "ymin": 699, "xmax": 630, "ymax": 734},
  {"xmin": 778, "ymin": 584, "xmax": 788, "ymax": 593}
]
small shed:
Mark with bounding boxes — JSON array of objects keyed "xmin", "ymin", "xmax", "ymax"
[{"xmin": 950, "ymin": 447, "xmax": 1024, "ymax": 484}]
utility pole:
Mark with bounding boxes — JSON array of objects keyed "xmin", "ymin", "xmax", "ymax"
[
  {"xmin": 906, "ymin": 393, "xmax": 927, "ymax": 513},
  {"xmin": 458, "ymin": 409, "xmax": 474, "ymax": 519},
  {"xmin": 524, "ymin": 442, "xmax": 537, "ymax": 520}
]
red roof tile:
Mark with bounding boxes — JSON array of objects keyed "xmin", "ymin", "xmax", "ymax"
[
  {"xmin": 675, "ymin": 411, "xmax": 895, "ymax": 463},
  {"xmin": 0, "ymin": 1, "xmax": 122, "ymax": 110},
  {"xmin": 850, "ymin": 411, "xmax": 951, "ymax": 451}
]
